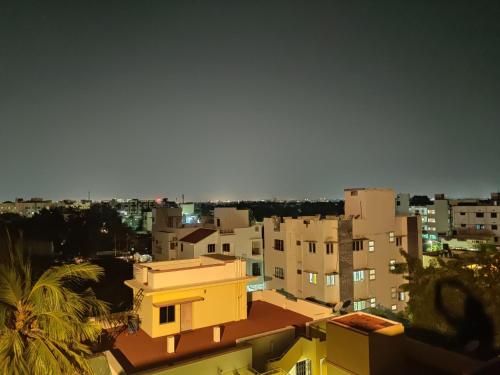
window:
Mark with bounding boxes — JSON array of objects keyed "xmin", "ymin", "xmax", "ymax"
[
  {"xmin": 308, "ymin": 272, "xmax": 317, "ymax": 284},
  {"xmin": 274, "ymin": 267, "xmax": 284, "ymax": 279},
  {"xmin": 391, "ymin": 287, "xmax": 397, "ymax": 299},
  {"xmin": 297, "ymin": 269, "xmax": 302, "ymax": 275},
  {"xmin": 159, "ymin": 305, "xmax": 175, "ymax": 324},
  {"xmin": 181, "ymin": 243, "xmax": 184, "ymax": 252},
  {"xmin": 391, "ymin": 305, "xmax": 397, "ymax": 311},
  {"xmin": 368, "ymin": 240, "xmax": 375, "ymax": 252},
  {"xmin": 491, "ymin": 212, "xmax": 498, "ymax": 218},
  {"xmin": 274, "ymin": 239, "xmax": 284, "ymax": 251},
  {"xmin": 252, "ymin": 263, "xmax": 261, "ymax": 276},
  {"xmin": 428, "ymin": 209, "xmax": 436, "ymax": 214},
  {"xmin": 476, "ymin": 212, "xmax": 484, "ymax": 218},
  {"xmin": 389, "ymin": 232, "xmax": 395, "ymax": 242},
  {"xmin": 216, "ymin": 218, "xmax": 221, "ymax": 226},
  {"xmin": 370, "ymin": 298, "xmax": 376, "ymax": 308},
  {"xmin": 354, "ymin": 300, "xmax": 366, "ymax": 311},
  {"xmin": 428, "ymin": 218, "xmax": 436, "ymax": 223},
  {"xmin": 461, "ymin": 224, "xmax": 466, "ymax": 228},
  {"xmin": 255, "ymin": 226, "xmax": 259, "ymax": 232},
  {"xmin": 326, "ymin": 242, "xmax": 334, "ymax": 254},
  {"xmin": 350, "ymin": 190, "xmax": 358, "ymax": 196},
  {"xmin": 296, "ymin": 240, "xmax": 301, "ymax": 246},
  {"xmin": 308, "ymin": 242, "xmax": 316, "ymax": 253},
  {"xmin": 222, "ymin": 243, "xmax": 230, "ymax": 252},
  {"xmin": 296, "ymin": 360, "xmax": 311, "ymax": 375},
  {"xmin": 207, "ymin": 244, "xmax": 216, "ymax": 253},
  {"xmin": 326, "ymin": 274, "xmax": 335, "ymax": 286},
  {"xmin": 476, "ymin": 224, "xmax": 485, "ymax": 230},
  {"xmin": 389, "ymin": 259, "xmax": 396, "ymax": 271},
  {"xmin": 353, "ymin": 270, "xmax": 364, "ymax": 282},
  {"xmin": 369, "ymin": 269, "xmax": 376, "ymax": 280},
  {"xmin": 396, "ymin": 236, "xmax": 402, "ymax": 246},
  {"xmin": 170, "ymin": 242, "xmax": 176, "ymax": 250},
  {"xmin": 399, "ymin": 292, "xmax": 406, "ymax": 301},
  {"xmin": 492, "ymin": 225, "xmax": 498, "ymax": 230},
  {"xmin": 460, "ymin": 212, "xmax": 466, "ymax": 216},
  {"xmin": 353, "ymin": 240, "xmax": 363, "ymax": 251}
]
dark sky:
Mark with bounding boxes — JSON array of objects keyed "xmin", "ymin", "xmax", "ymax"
[{"xmin": 1, "ymin": 1, "xmax": 499, "ymax": 201}]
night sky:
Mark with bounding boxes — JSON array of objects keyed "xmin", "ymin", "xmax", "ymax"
[{"xmin": 1, "ymin": 1, "xmax": 499, "ymax": 201}]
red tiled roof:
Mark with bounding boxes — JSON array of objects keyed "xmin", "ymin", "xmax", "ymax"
[
  {"xmin": 109, "ymin": 301, "xmax": 311, "ymax": 372},
  {"xmin": 179, "ymin": 228, "xmax": 217, "ymax": 243}
]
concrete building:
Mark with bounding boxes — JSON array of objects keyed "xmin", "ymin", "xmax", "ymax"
[
  {"xmin": 0, "ymin": 198, "xmax": 53, "ymax": 217},
  {"xmin": 409, "ymin": 194, "xmax": 451, "ymax": 252},
  {"xmin": 264, "ymin": 188, "xmax": 422, "ymax": 313},
  {"xmin": 100, "ymin": 256, "xmax": 333, "ymax": 374},
  {"xmin": 152, "ymin": 207, "xmax": 265, "ymax": 290},
  {"xmin": 451, "ymin": 193, "xmax": 500, "ymax": 247}
]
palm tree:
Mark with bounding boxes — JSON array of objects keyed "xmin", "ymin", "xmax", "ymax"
[{"xmin": 0, "ymin": 230, "xmax": 109, "ymax": 375}]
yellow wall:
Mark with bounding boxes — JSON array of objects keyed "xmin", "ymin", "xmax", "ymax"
[
  {"xmin": 326, "ymin": 323, "xmax": 370, "ymax": 375},
  {"xmin": 267, "ymin": 336, "xmax": 326, "ymax": 375},
  {"xmin": 142, "ymin": 281, "xmax": 247, "ymax": 338}
]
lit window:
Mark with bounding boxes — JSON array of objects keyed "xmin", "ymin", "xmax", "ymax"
[
  {"xmin": 428, "ymin": 209, "xmax": 436, "ymax": 214},
  {"xmin": 428, "ymin": 218, "xmax": 436, "ymax": 223},
  {"xmin": 475, "ymin": 224, "xmax": 485, "ymax": 230},
  {"xmin": 354, "ymin": 300, "xmax": 366, "ymax": 311},
  {"xmin": 326, "ymin": 274, "xmax": 335, "ymax": 286},
  {"xmin": 389, "ymin": 259, "xmax": 396, "ymax": 271},
  {"xmin": 369, "ymin": 269, "xmax": 376, "ymax": 280},
  {"xmin": 398, "ymin": 292, "xmax": 406, "ymax": 301},
  {"xmin": 308, "ymin": 272, "xmax": 317, "ymax": 284},
  {"xmin": 370, "ymin": 298, "xmax": 376, "ymax": 308},
  {"xmin": 368, "ymin": 240, "xmax": 375, "ymax": 252},
  {"xmin": 391, "ymin": 287, "xmax": 397, "ymax": 299},
  {"xmin": 391, "ymin": 305, "xmax": 397, "ymax": 311},
  {"xmin": 353, "ymin": 270, "xmax": 364, "ymax": 282},
  {"xmin": 389, "ymin": 232, "xmax": 395, "ymax": 242}
]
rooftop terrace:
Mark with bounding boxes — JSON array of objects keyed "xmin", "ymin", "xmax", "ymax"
[{"xmin": 108, "ymin": 301, "xmax": 311, "ymax": 373}]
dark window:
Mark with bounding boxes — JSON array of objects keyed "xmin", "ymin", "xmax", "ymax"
[
  {"xmin": 461, "ymin": 224, "xmax": 466, "ymax": 228},
  {"xmin": 476, "ymin": 212, "xmax": 484, "ymax": 218},
  {"xmin": 159, "ymin": 305, "xmax": 175, "ymax": 324},
  {"xmin": 353, "ymin": 240, "xmax": 364, "ymax": 251},
  {"xmin": 274, "ymin": 239, "xmax": 284, "ymax": 251},
  {"xmin": 222, "ymin": 243, "xmax": 230, "ymax": 252},
  {"xmin": 216, "ymin": 218, "xmax": 221, "ymax": 227},
  {"xmin": 491, "ymin": 212, "xmax": 498, "ymax": 218},
  {"xmin": 181, "ymin": 243, "xmax": 184, "ymax": 252},
  {"xmin": 460, "ymin": 212, "xmax": 466, "ymax": 216},
  {"xmin": 296, "ymin": 240, "xmax": 301, "ymax": 246},
  {"xmin": 297, "ymin": 269, "xmax": 302, "ymax": 275},
  {"xmin": 326, "ymin": 242, "xmax": 334, "ymax": 254},
  {"xmin": 274, "ymin": 267, "xmax": 284, "ymax": 279},
  {"xmin": 207, "ymin": 244, "xmax": 216, "ymax": 253},
  {"xmin": 492, "ymin": 225, "xmax": 498, "ymax": 230},
  {"xmin": 396, "ymin": 237, "xmax": 402, "ymax": 246},
  {"xmin": 252, "ymin": 262, "xmax": 261, "ymax": 276},
  {"xmin": 308, "ymin": 242, "xmax": 316, "ymax": 253}
]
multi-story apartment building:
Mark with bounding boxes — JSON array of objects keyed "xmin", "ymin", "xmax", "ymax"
[
  {"xmin": 409, "ymin": 194, "xmax": 450, "ymax": 251},
  {"xmin": 264, "ymin": 188, "xmax": 422, "ymax": 313},
  {"xmin": 451, "ymin": 193, "xmax": 500, "ymax": 246},
  {"xmin": 152, "ymin": 206, "xmax": 265, "ymax": 290}
]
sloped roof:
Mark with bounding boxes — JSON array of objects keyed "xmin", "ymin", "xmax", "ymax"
[{"xmin": 179, "ymin": 228, "xmax": 217, "ymax": 243}]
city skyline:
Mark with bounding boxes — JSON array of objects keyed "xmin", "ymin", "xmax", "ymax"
[{"xmin": 1, "ymin": 1, "xmax": 499, "ymax": 201}]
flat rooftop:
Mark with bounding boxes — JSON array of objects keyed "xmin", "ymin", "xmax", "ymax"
[
  {"xmin": 108, "ymin": 301, "xmax": 311, "ymax": 373},
  {"xmin": 331, "ymin": 313, "xmax": 397, "ymax": 333}
]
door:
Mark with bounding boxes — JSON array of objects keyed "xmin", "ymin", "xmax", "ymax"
[{"xmin": 180, "ymin": 303, "xmax": 192, "ymax": 331}]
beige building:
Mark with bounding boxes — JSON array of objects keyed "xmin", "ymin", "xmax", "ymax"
[
  {"xmin": 264, "ymin": 188, "xmax": 422, "ymax": 313},
  {"xmin": 451, "ymin": 195, "xmax": 499, "ymax": 246},
  {"xmin": 152, "ymin": 206, "xmax": 264, "ymax": 289},
  {"xmin": 0, "ymin": 198, "xmax": 53, "ymax": 217}
]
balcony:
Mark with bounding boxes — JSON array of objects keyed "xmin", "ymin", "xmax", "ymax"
[{"xmin": 220, "ymin": 229, "xmax": 235, "ymax": 235}]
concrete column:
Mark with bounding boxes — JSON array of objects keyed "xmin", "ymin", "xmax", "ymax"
[
  {"xmin": 167, "ymin": 335, "xmax": 175, "ymax": 353},
  {"xmin": 213, "ymin": 326, "xmax": 221, "ymax": 342}
]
